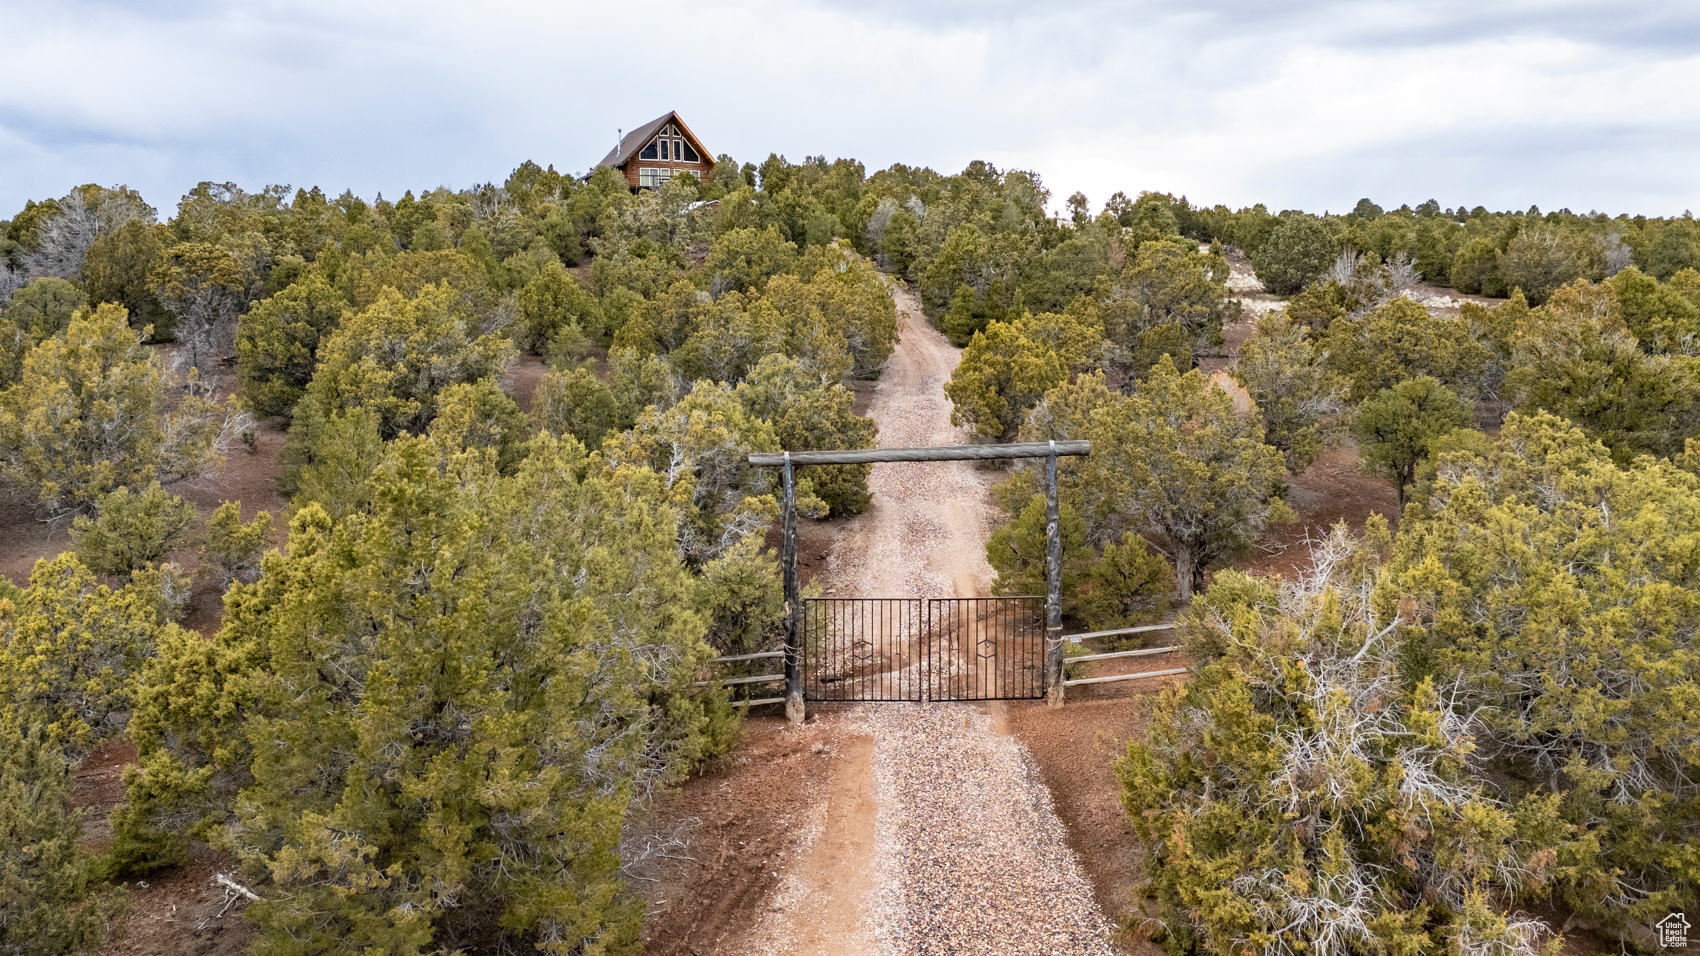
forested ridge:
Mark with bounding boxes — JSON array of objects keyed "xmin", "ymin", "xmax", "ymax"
[{"xmin": 0, "ymin": 153, "xmax": 1696, "ymax": 955}]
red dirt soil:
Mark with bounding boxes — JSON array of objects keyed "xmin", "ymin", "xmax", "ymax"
[{"xmin": 637, "ymin": 711, "xmax": 861, "ymax": 956}]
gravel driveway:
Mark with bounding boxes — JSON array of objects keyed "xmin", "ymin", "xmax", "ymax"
[{"xmin": 743, "ymin": 285, "xmax": 1117, "ymax": 956}]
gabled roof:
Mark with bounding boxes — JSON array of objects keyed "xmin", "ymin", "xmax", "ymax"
[{"xmin": 596, "ymin": 111, "xmax": 711, "ymax": 170}]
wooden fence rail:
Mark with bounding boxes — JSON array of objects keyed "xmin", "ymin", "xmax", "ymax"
[
  {"xmin": 748, "ymin": 441, "xmax": 1089, "ymax": 467},
  {"xmin": 1065, "ymin": 645, "xmax": 1181, "ymax": 664},
  {"xmin": 691, "ymin": 673, "xmax": 785, "ymax": 688},
  {"xmin": 1065, "ymin": 622, "xmax": 1175, "ymax": 643},
  {"xmin": 709, "ymin": 651, "xmax": 784, "ymax": 663},
  {"xmin": 1063, "ymin": 667, "xmax": 1189, "ymax": 688}
]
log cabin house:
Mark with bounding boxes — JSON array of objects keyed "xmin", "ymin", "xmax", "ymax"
[{"xmin": 596, "ymin": 111, "xmax": 714, "ymax": 190}]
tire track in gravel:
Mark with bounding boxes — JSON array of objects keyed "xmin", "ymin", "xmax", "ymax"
[{"xmin": 744, "ymin": 283, "xmax": 1115, "ymax": 956}]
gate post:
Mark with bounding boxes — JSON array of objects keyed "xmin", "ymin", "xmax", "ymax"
[
  {"xmin": 781, "ymin": 453, "xmax": 805, "ymax": 726},
  {"xmin": 1045, "ymin": 442, "xmax": 1065, "ymax": 707}
]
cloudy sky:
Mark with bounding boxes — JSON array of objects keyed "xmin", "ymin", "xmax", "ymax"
[{"xmin": 3, "ymin": 0, "xmax": 1698, "ymax": 218}]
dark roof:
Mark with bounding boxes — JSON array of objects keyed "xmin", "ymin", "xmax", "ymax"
[{"xmin": 595, "ymin": 111, "xmax": 710, "ymax": 170}]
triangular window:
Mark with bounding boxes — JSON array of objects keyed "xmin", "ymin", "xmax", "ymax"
[{"xmin": 638, "ymin": 120, "xmax": 701, "ymax": 166}]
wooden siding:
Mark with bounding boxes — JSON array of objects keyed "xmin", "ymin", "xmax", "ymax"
[{"xmin": 619, "ymin": 157, "xmax": 714, "ymax": 189}]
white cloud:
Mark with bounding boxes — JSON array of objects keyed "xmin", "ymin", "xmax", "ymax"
[{"xmin": 0, "ymin": 0, "xmax": 1696, "ymax": 217}]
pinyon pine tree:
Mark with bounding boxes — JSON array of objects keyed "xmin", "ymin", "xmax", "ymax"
[
  {"xmin": 234, "ymin": 271, "xmax": 348, "ymax": 417},
  {"xmin": 1354, "ymin": 376, "xmax": 1475, "ymax": 509},
  {"xmin": 1078, "ymin": 356, "xmax": 1288, "ymax": 601}
]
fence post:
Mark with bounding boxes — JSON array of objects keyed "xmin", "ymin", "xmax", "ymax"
[
  {"xmin": 781, "ymin": 452, "xmax": 805, "ymax": 726},
  {"xmin": 1045, "ymin": 441, "xmax": 1065, "ymax": 707}
]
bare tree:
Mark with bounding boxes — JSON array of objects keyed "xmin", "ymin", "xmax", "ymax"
[
  {"xmin": 26, "ymin": 188, "xmax": 152, "ymax": 280},
  {"xmin": 1327, "ymin": 245, "xmax": 1364, "ymax": 286},
  {"xmin": 1386, "ymin": 251, "xmax": 1422, "ymax": 296},
  {"xmin": 1601, "ymin": 232, "xmax": 1635, "ymax": 277},
  {"xmin": 865, "ymin": 196, "xmax": 899, "ymax": 250},
  {"xmin": 153, "ymin": 243, "xmax": 245, "ymax": 374},
  {"xmin": 0, "ymin": 266, "xmax": 25, "ymax": 307}
]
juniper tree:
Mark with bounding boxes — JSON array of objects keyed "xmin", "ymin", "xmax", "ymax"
[
  {"xmin": 1324, "ymin": 297, "xmax": 1490, "ymax": 401},
  {"xmin": 70, "ymin": 483, "xmax": 199, "ymax": 575},
  {"xmin": 1394, "ymin": 412, "xmax": 1700, "ymax": 942},
  {"xmin": 1249, "ymin": 215, "xmax": 1335, "ymax": 295},
  {"xmin": 0, "ymin": 553, "xmax": 182, "ymax": 760},
  {"xmin": 117, "ymin": 434, "xmax": 735, "ymax": 951},
  {"xmin": 199, "ymin": 501, "xmax": 273, "ymax": 589},
  {"xmin": 152, "ymin": 241, "xmax": 247, "ymax": 372},
  {"xmin": 425, "ymin": 377, "xmax": 529, "ymax": 473},
  {"xmin": 1120, "ymin": 525, "xmax": 1556, "ymax": 956},
  {"xmin": 1608, "ymin": 266, "xmax": 1700, "ymax": 354},
  {"xmin": 515, "ymin": 260, "xmax": 602, "ymax": 355},
  {"xmin": 4, "ymin": 277, "xmax": 87, "ymax": 340},
  {"xmin": 668, "ymin": 293, "xmax": 792, "ymax": 384},
  {"xmin": 279, "ymin": 282, "xmax": 514, "ymax": 486},
  {"xmin": 704, "ymin": 226, "xmax": 797, "ymax": 295},
  {"xmin": 1449, "ymin": 236, "xmax": 1506, "ymax": 296},
  {"xmin": 987, "ymin": 489, "xmax": 1172, "ymax": 630},
  {"xmin": 880, "ymin": 207, "xmax": 922, "ymax": 278},
  {"xmin": 1077, "ymin": 357, "xmax": 1288, "ymax": 601},
  {"xmin": 692, "ymin": 534, "xmax": 785, "ymax": 659},
  {"xmin": 1355, "ymin": 376, "xmax": 1475, "ymax": 508},
  {"xmin": 1098, "ymin": 237, "xmax": 1231, "ymax": 372},
  {"xmin": 0, "ymin": 311, "xmax": 28, "ymax": 387},
  {"xmin": 1501, "ymin": 224, "xmax": 1590, "ymax": 305},
  {"xmin": 1507, "ymin": 279, "xmax": 1700, "ymax": 462},
  {"xmin": 234, "ymin": 271, "xmax": 348, "ymax": 417},
  {"xmin": 1233, "ymin": 310, "xmax": 1347, "ymax": 473},
  {"xmin": 535, "ymin": 365, "xmax": 622, "ymax": 449},
  {"xmin": 608, "ymin": 380, "xmax": 793, "ymax": 566},
  {"xmin": 25, "ymin": 184, "xmax": 153, "ymax": 281},
  {"xmin": 772, "ymin": 247, "xmax": 897, "ymax": 378},
  {"xmin": 0, "ymin": 717, "xmax": 128, "ymax": 956},
  {"xmin": 945, "ymin": 304, "xmax": 1102, "ymax": 442},
  {"xmin": 0, "ymin": 303, "xmax": 234, "ymax": 515},
  {"xmin": 735, "ymin": 354, "xmax": 877, "ymax": 515},
  {"xmin": 82, "ymin": 219, "xmax": 169, "ymax": 334}
]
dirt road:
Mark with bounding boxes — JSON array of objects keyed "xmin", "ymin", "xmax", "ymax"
[{"xmin": 738, "ymin": 286, "xmax": 1114, "ymax": 956}]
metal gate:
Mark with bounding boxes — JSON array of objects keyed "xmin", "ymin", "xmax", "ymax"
[
  {"xmin": 801, "ymin": 596, "xmax": 1046, "ymax": 702},
  {"xmin": 928, "ymin": 596, "xmax": 1046, "ymax": 701},
  {"xmin": 802, "ymin": 598, "xmax": 925, "ymax": 701}
]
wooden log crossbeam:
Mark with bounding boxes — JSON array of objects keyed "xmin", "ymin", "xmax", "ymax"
[{"xmin": 747, "ymin": 440, "xmax": 1090, "ymax": 467}]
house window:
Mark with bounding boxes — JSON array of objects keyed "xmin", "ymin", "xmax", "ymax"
[
  {"xmin": 639, "ymin": 124, "xmax": 702, "ymax": 167},
  {"xmin": 639, "ymin": 168, "xmax": 668, "ymax": 188}
]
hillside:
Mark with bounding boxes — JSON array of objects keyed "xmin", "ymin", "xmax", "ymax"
[{"xmin": 1, "ymin": 165, "xmax": 1694, "ymax": 956}]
